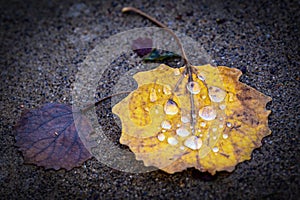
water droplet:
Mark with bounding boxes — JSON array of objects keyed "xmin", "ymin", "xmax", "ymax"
[
  {"xmin": 187, "ymin": 81, "xmax": 201, "ymax": 94},
  {"xmin": 162, "ymin": 129, "xmax": 166, "ymax": 133},
  {"xmin": 200, "ymin": 122, "xmax": 206, "ymax": 127},
  {"xmin": 184, "ymin": 136, "xmax": 202, "ymax": 150},
  {"xmin": 177, "ymin": 124, "xmax": 181, "ymax": 127},
  {"xmin": 161, "ymin": 120, "xmax": 172, "ymax": 130},
  {"xmin": 201, "ymin": 95, "xmax": 206, "ymax": 99},
  {"xmin": 167, "ymin": 137, "xmax": 178, "ymax": 145},
  {"xmin": 197, "ymin": 74, "xmax": 205, "ymax": 81},
  {"xmin": 149, "ymin": 88, "xmax": 158, "ymax": 102},
  {"xmin": 176, "ymin": 127, "xmax": 190, "ymax": 137},
  {"xmin": 213, "ymin": 136, "xmax": 217, "ymax": 140},
  {"xmin": 192, "ymin": 114, "xmax": 197, "ymax": 119},
  {"xmin": 197, "ymin": 129, "xmax": 201, "ymax": 132},
  {"xmin": 164, "ymin": 99, "xmax": 179, "ymax": 115},
  {"xmin": 226, "ymin": 122, "xmax": 232, "ymax": 127},
  {"xmin": 174, "ymin": 68, "xmax": 180, "ymax": 76},
  {"xmin": 222, "ymin": 133, "xmax": 228, "ymax": 139},
  {"xmin": 212, "ymin": 127, "xmax": 217, "ymax": 132},
  {"xmin": 163, "ymin": 85, "xmax": 172, "ymax": 95},
  {"xmin": 212, "ymin": 146, "xmax": 219, "ymax": 152},
  {"xmin": 199, "ymin": 106, "xmax": 217, "ymax": 121},
  {"xmin": 157, "ymin": 134, "xmax": 165, "ymax": 141},
  {"xmin": 180, "ymin": 146, "xmax": 185, "ymax": 150},
  {"xmin": 181, "ymin": 116, "xmax": 189, "ymax": 123},
  {"xmin": 199, "ymin": 134, "xmax": 203, "ymax": 137},
  {"xmin": 219, "ymin": 104, "xmax": 226, "ymax": 110},
  {"xmin": 208, "ymin": 86, "xmax": 226, "ymax": 102},
  {"xmin": 144, "ymin": 107, "xmax": 149, "ymax": 112},
  {"xmin": 219, "ymin": 124, "xmax": 224, "ymax": 128}
]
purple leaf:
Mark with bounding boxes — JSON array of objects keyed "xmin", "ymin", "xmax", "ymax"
[
  {"xmin": 132, "ymin": 37, "xmax": 153, "ymax": 57},
  {"xmin": 15, "ymin": 103, "xmax": 94, "ymax": 170}
]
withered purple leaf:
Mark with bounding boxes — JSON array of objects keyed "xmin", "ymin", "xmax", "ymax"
[
  {"xmin": 15, "ymin": 103, "xmax": 94, "ymax": 170},
  {"xmin": 132, "ymin": 37, "xmax": 153, "ymax": 57}
]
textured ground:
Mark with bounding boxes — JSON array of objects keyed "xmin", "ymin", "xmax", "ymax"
[{"xmin": 1, "ymin": 0, "xmax": 299, "ymax": 199}]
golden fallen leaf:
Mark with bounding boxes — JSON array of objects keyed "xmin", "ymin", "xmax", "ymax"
[{"xmin": 112, "ymin": 64, "xmax": 271, "ymax": 174}]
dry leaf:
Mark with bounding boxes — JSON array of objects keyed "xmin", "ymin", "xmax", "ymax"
[
  {"xmin": 112, "ymin": 64, "xmax": 271, "ymax": 174},
  {"xmin": 15, "ymin": 103, "xmax": 94, "ymax": 170},
  {"xmin": 132, "ymin": 37, "xmax": 153, "ymax": 57}
]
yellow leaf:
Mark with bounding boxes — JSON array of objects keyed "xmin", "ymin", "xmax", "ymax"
[{"xmin": 112, "ymin": 64, "xmax": 271, "ymax": 174}]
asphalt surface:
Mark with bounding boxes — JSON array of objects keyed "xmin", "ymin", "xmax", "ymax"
[{"xmin": 1, "ymin": 0, "xmax": 299, "ymax": 199}]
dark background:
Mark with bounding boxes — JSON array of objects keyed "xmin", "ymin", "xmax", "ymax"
[{"xmin": 1, "ymin": 0, "xmax": 299, "ymax": 199}]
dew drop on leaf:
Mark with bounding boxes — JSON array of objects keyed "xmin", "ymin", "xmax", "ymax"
[
  {"xmin": 184, "ymin": 136, "xmax": 202, "ymax": 150},
  {"xmin": 167, "ymin": 137, "xmax": 178, "ymax": 145},
  {"xmin": 181, "ymin": 116, "xmax": 190, "ymax": 123},
  {"xmin": 226, "ymin": 122, "xmax": 232, "ymax": 127},
  {"xmin": 157, "ymin": 133, "xmax": 166, "ymax": 141},
  {"xmin": 222, "ymin": 133, "xmax": 228, "ymax": 139},
  {"xmin": 187, "ymin": 81, "xmax": 201, "ymax": 94},
  {"xmin": 212, "ymin": 147, "xmax": 219, "ymax": 152},
  {"xmin": 161, "ymin": 120, "xmax": 172, "ymax": 130},
  {"xmin": 208, "ymin": 86, "xmax": 226, "ymax": 102},
  {"xmin": 176, "ymin": 127, "xmax": 190, "ymax": 137},
  {"xmin": 200, "ymin": 122, "xmax": 206, "ymax": 127},
  {"xmin": 164, "ymin": 99, "xmax": 179, "ymax": 115},
  {"xmin": 199, "ymin": 106, "xmax": 217, "ymax": 121}
]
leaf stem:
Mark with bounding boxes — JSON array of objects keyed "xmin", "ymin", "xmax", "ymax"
[
  {"xmin": 122, "ymin": 7, "xmax": 197, "ymax": 135},
  {"xmin": 80, "ymin": 91, "xmax": 131, "ymax": 113},
  {"xmin": 122, "ymin": 7, "xmax": 191, "ymax": 67}
]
